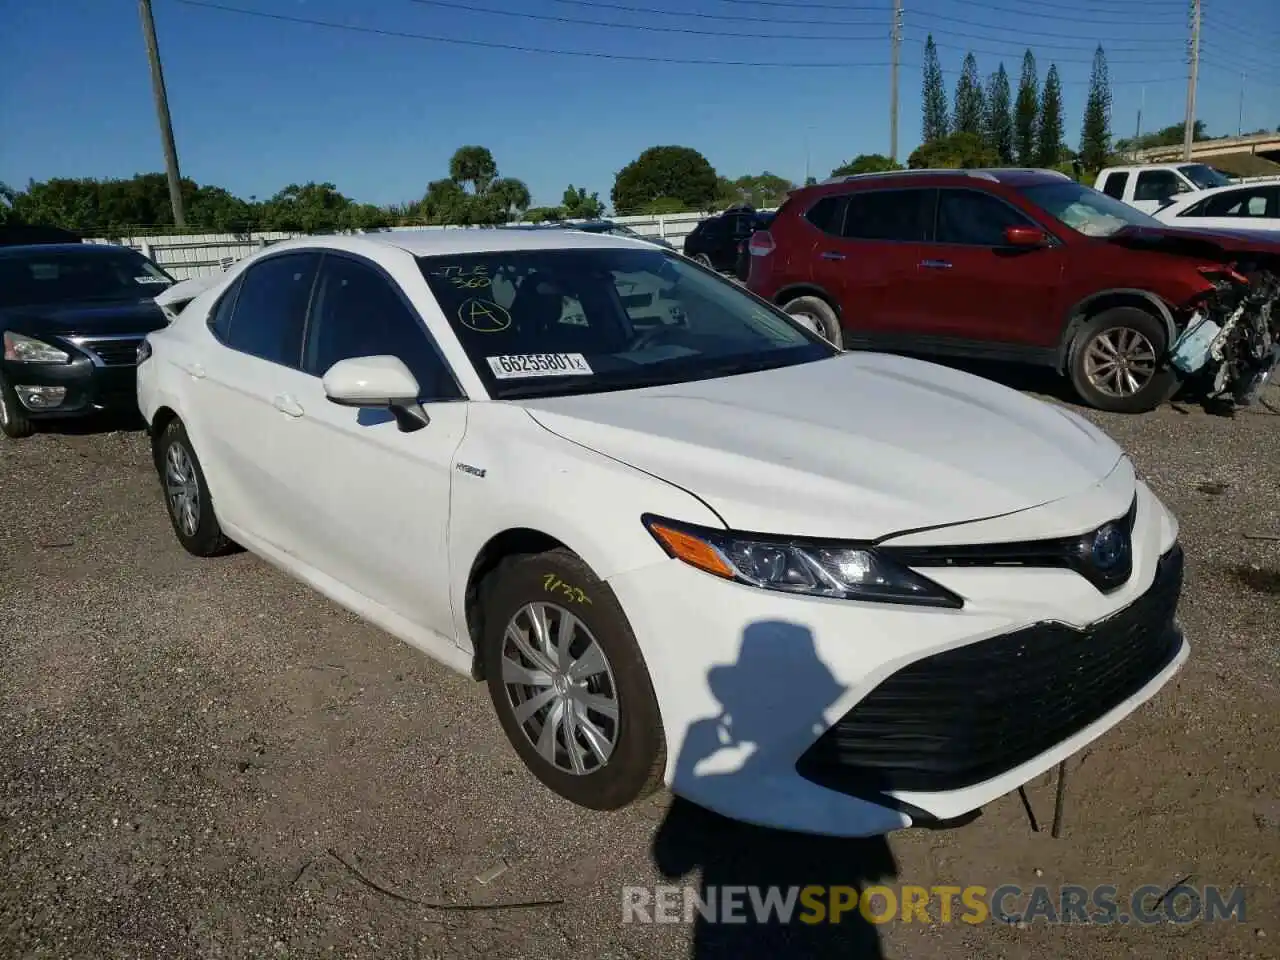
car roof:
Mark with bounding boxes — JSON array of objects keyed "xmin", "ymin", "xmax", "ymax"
[
  {"xmin": 810, "ymin": 168, "xmax": 1070, "ymax": 191},
  {"xmin": 0, "ymin": 242, "xmax": 128, "ymax": 258},
  {"xmin": 258, "ymin": 228, "xmax": 652, "ymax": 259}
]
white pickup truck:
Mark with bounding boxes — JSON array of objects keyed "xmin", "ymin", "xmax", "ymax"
[{"xmin": 1094, "ymin": 162, "xmax": 1235, "ymax": 213}]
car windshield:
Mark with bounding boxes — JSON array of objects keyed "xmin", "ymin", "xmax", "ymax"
[
  {"xmin": 0, "ymin": 248, "xmax": 172, "ymax": 308},
  {"xmin": 418, "ymin": 247, "xmax": 834, "ymax": 399},
  {"xmin": 1179, "ymin": 164, "xmax": 1232, "ymax": 190},
  {"xmin": 1020, "ymin": 181, "xmax": 1163, "ymax": 237}
]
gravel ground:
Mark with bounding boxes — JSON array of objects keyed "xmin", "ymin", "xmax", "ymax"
[{"xmin": 1, "ymin": 373, "xmax": 1278, "ymax": 960}]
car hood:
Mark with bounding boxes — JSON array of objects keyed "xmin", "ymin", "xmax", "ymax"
[
  {"xmin": 518, "ymin": 352, "xmax": 1126, "ymax": 541},
  {"xmin": 1109, "ymin": 223, "xmax": 1280, "ymax": 258},
  {"xmin": 0, "ymin": 297, "xmax": 169, "ymax": 336}
]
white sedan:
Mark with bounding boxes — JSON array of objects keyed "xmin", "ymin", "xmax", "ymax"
[
  {"xmin": 1153, "ymin": 180, "xmax": 1280, "ymax": 233},
  {"xmin": 136, "ymin": 229, "xmax": 1188, "ymax": 837}
]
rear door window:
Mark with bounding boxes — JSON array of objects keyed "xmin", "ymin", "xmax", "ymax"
[
  {"xmin": 224, "ymin": 252, "xmax": 320, "ymax": 367},
  {"xmin": 843, "ymin": 189, "xmax": 933, "ymax": 242},
  {"xmin": 1134, "ymin": 170, "xmax": 1184, "ymax": 203}
]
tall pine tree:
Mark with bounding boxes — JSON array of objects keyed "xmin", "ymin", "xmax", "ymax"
[
  {"xmin": 1015, "ymin": 50, "xmax": 1039, "ymax": 166},
  {"xmin": 1037, "ymin": 64, "xmax": 1065, "ymax": 167},
  {"xmin": 1079, "ymin": 45, "xmax": 1113, "ymax": 171},
  {"xmin": 922, "ymin": 35, "xmax": 949, "ymax": 143},
  {"xmin": 954, "ymin": 53, "xmax": 985, "ymax": 137},
  {"xmin": 985, "ymin": 64, "xmax": 1014, "ymax": 164}
]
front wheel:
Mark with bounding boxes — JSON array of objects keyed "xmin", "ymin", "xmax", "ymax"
[
  {"xmin": 1068, "ymin": 308, "xmax": 1178, "ymax": 413},
  {"xmin": 480, "ymin": 548, "xmax": 665, "ymax": 811},
  {"xmin": 0, "ymin": 373, "xmax": 35, "ymax": 439}
]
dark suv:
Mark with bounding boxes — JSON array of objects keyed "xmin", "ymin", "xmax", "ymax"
[
  {"xmin": 684, "ymin": 205, "xmax": 773, "ymax": 278},
  {"xmin": 746, "ymin": 168, "xmax": 1280, "ymax": 412}
]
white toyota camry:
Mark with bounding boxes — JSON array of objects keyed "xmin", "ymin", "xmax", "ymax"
[{"xmin": 137, "ymin": 229, "xmax": 1188, "ymax": 837}]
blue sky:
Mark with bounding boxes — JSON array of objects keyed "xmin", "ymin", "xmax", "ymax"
[{"xmin": 2, "ymin": 0, "xmax": 1277, "ymax": 212}]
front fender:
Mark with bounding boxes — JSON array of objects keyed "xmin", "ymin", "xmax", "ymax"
[{"xmin": 446, "ymin": 403, "xmax": 724, "ymax": 650}]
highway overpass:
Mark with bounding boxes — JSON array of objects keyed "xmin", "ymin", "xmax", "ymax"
[{"xmin": 1135, "ymin": 132, "xmax": 1280, "ymax": 175}]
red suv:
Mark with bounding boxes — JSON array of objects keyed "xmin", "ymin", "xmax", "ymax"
[{"xmin": 747, "ymin": 168, "xmax": 1280, "ymax": 412}]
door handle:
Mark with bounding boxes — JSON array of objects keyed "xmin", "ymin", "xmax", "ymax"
[
  {"xmin": 820, "ymin": 251, "xmax": 846, "ymax": 261},
  {"xmin": 181, "ymin": 362, "xmax": 206, "ymax": 379},
  {"xmin": 272, "ymin": 394, "xmax": 304, "ymax": 418},
  {"xmin": 919, "ymin": 259, "xmax": 952, "ymax": 269}
]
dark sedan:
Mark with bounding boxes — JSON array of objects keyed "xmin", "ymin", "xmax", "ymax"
[{"xmin": 0, "ymin": 243, "xmax": 174, "ymax": 438}]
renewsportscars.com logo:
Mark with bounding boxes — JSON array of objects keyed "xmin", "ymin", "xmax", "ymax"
[{"xmin": 622, "ymin": 884, "xmax": 1248, "ymax": 926}]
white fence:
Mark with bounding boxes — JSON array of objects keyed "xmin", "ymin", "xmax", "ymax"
[{"xmin": 87, "ymin": 211, "xmax": 719, "ymax": 280}]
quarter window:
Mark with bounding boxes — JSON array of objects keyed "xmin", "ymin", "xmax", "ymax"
[
  {"xmin": 1101, "ymin": 172, "xmax": 1129, "ymax": 200},
  {"xmin": 304, "ymin": 255, "xmax": 460, "ymax": 400},
  {"xmin": 224, "ymin": 252, "xmax": 319, "ymax": 367}
]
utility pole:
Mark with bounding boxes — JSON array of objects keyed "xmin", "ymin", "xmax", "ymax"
[
  {"xmin": 1182, "ymin": 0, "xmax": 1201, "ymax": 161},
  {"xmin": 889, "ymin": 0, "xmax": 903, "ymax": 163},
  {"xmin": 1135, "ymin": 86, "xmax": 1144, "ymax": 159},
  {"xmin": 1238, "ymin": 72, "xmax": 1245, "ymax": 136},
  {"xmin": 138, "ymin": 0, "xmax": 185, "ymax": 228}
]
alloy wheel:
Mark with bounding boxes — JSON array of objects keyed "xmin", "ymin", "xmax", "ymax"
[
  {"xmin": 165, "ymin": 442, "xmax": 201, "ymax": 538},
  {"xmin": 1084, "ymin": 327, "xmax": 1157, "ymax": 398},
  {"xmin": 501, "ymin": 602, "xmax": 620, "ymax": 776}
]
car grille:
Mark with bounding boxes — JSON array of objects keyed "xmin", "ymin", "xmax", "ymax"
[
  {"xmin": 76, "ymin": 336, "xmax": 145, "ymax": 367},
  {"xmin": 796, "ymin": 543, "xmax": 1184, "ymax": 797}
]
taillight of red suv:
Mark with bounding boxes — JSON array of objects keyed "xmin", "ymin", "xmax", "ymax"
[{"xmin": 748, "ymin": 231, "xmax": 775, "ymax": 256}]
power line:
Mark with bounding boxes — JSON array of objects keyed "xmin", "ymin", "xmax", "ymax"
[
  {"xmin": 911, "ymin": 31, "xmax": 1184, "ymax": 62},
  {"xmin": 908, "ymin": 9, "xmax": 1184, "ymax": 44},
  {"xmin": 170, "ymin": 0, "xmax": 896, "ymax": 67},
  {"xmin": 549, "ymin": 0, "xmax": 884, "ymax": 27},
  {"xmin": 404, "ymin": 0, "xmax": 885, "ymax": 41},
  {"xmin": 905, "ymin": 24, "xmax": 1184, "ymax": 52},
  {"xmin": 910, "ymin": 0, "xmax": 1186, "ymax": 26}
]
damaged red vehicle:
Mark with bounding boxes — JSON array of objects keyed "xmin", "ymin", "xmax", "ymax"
[{"xmin": 746, "ymin": 168, "xmax": 1280, "ymax": 413}]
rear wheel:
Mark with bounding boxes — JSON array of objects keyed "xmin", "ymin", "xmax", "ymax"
[
  {"xmin": 693, "ymin": 253, "xmax": 714, "ymax": 270},
  {"xmin": 480, "ymin": 548, "xmax": 665, "ymax": 811},
  {"xmin": 0, "ymin": 373, "xmax": 35, "ymax": 439},
  {"xmin": 783, "ymin": 295, "xmax": 844, "ymax": 349},
  {"xmin": 155, "ymin": 418, "xmax": 234, "ymax": 557},
  {"xmin": 1069, "ymin": 308, "xmax": 1177, "ymax": 413}
]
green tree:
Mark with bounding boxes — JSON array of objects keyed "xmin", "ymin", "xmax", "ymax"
[
  {"xmin": 637, "ymin": 196, "xmax": 690, "ymax": 215},
  {"xmin": 1115, "ymin": 120, "xmax": 1206, "ymax": 154},
  {"xmin": 0, "ymin": 182, "xmax": 17, "ymax": 225},
  {"xmin": 423, "ymin": 146, "xmax": 530, "ymax": 224},
  {"xmin": 908, "ymin": 131, "xmax": 999, "ymax": 170},
  {"xmin": 954, "ymin": 53, "xmax": 985, "ymax": 137},
  {"xmin": 831, "ymin": 154, "xmax": 903, "ymax": 177},
  {"xmin": 448, "ymin": 146, "xmax": 498, "ymax": 195},
  {"xmin": 1037, "ymin": 64, "xmax": 1065, "ymax": 167},
  {"xmin": 1079, "ymin": 45, "xmax": 1113, "ymax": 172},
  {"xmin": 421, "ymin": 177, "xmax": 472, "ymax": 225},
  {"xmin": 523, "ymin": 206, "xmax": 567, "ymax": 223},
  {"xmin": 985, "ymin": 64, "xmax": 1015, "ymax": 165},
  {"xmin": 716, "ymin": 172, "xmax": 796, "ymax": 208},
  {"xmin": 561, "ymin": 184, "xmax": 605, "ymax": 219},
  {"xmin": 611, "ymin": 145, "xmax": 718, "ymax": 215},
  {"xmin": 1015, "ymin": 50, "xmax": 1039, "ymax": 166},
  {"xmin": 922, "ymin": 35, "xmax": 949, "ymax": 143},
  {"xmin": 261, "ymin": 182, "xmax": 353, "ymax": 233}
]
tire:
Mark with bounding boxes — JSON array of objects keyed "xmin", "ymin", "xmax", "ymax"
[
  {"xmin": 0, "ymin": 372, "xmax": 35, "ymax": 439},
  {"xmin": 693, "ymin": 253, "xmax": 714, "ymax": 270},
  {"xmin": 1068, "ymin": 307, "xmax": 1178, "ymax": 414},
  {"xmin": 480, "ymin": 548, "xmax": 665, "ymax": 811},
  {"xmin": 783, "ymin": 295, "xmax": 844, "ymax": 349},
  {"xmin": 155, "ymin": 418, "xmax": 234, "ymax": 557}
]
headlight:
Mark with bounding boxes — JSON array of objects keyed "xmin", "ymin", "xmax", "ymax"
[
  {"xmin": 136, "ymin": 339, "xmax": 153, "ymax": 364},
  {"xmin": 3, "ymin": 331, "xmax": 70, "ymax": 364},
  {"xmin": 643, "ymin": 515, "xmax": 963, "ymax": 609}
]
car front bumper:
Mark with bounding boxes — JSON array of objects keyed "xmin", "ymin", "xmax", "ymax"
[
  {"xmin": 607, "ymin": 478, "xmax": 1187, "ymax": 837},
  {"xmin": 1, "ymin": 356, "xmax": 141, "ymax": 419}
]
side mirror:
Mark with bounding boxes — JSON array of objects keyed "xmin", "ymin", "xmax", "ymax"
[
  {"xmin": 1003, "ymin": 225, "xmax": 1048, "ymax": 248},
  {"xmin": 322, "ymin": 355, "xmax": 429, "ymax": 431}
]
